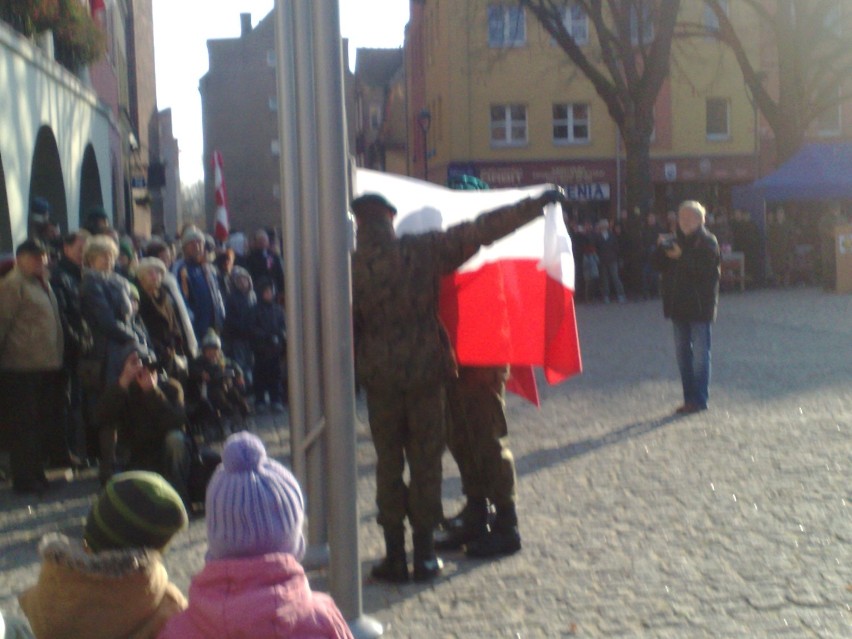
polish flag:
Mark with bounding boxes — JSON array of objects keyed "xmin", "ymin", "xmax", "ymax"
[
  {"xmin": 212, "ymin": 150, "xmax": 229, "ymax": 243},
  {"xmin": 354, "ymin": 169, "xmax": 582, "ymax": 403}
]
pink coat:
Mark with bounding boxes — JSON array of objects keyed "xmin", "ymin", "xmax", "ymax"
[{"xmin": 158, "ymin": 553, "xmax": 353, "ymax": 639}]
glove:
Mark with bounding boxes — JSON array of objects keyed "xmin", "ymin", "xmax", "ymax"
[{"xmin": 539, "ymin": 187, "xmax": 567, "ymax": 206}]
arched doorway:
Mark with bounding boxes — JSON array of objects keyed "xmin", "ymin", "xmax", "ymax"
[
  {"xmin": 29, "ymin": 126, "xmax": 68, "ymax": 232},
  {"xmin": 79, "ymin": 144, "xmax": 103, "ymax": 226},
  {"xmin": 0, "ymin": 152, "xmax": 11, "ymax": 254}
]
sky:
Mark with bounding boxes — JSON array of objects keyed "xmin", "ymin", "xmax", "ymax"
[{"xmin": 151, "ymin": 1, "xmax": 409, "ymax": 185}]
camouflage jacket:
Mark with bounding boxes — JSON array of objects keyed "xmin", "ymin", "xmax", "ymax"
[{"xmin": 352, "ymin": 196, "xmax": 544, "ymax": 391}]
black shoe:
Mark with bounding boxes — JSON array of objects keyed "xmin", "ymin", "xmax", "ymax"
[
  {"xmin": 412, "ymin": 555, "xmax": 443, "ymax": 582},
  {"xmin": 370, "ymin": 556, "xmax": 409, "ymax": 583},
  {"xmin": 435, "ymin": 520, "xmax": 488, "ymax": 551},
  {"xmin": 465, "ymin": 527, "xmax": 522, "ymax": 558}
]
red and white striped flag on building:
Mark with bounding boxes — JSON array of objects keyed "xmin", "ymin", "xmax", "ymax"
[
  {"xmin": 212, "ymin": 150, "xmax": 229, "ymax": 242},
  {"xmin": 354, "ymin": 169, "xmax": 582, "ymax": 405}
]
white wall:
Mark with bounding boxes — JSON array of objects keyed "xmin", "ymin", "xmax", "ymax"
[{"xmin": 0, "ymin": 23, "xmax": 113, "ymax": 248}]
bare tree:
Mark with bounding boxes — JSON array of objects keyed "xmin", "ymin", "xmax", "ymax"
[
  {"xmin": 520, "ymin": 0, "xmax": 681, "ymax": 215},
  {"xmin": 180, "ymin": 181, "xmax": 205, "ymax": 231},
  {"xmin": 697, "ymin": 0, "xmax": 852, "ymax": 164}
]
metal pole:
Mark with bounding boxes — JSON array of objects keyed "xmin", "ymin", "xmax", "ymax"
[
  {"xmin": 312, "ymin": 2, "xmax": 382, "ymax": 636},
  {"xmin": 273, "ymin": 0, "xmax": 306, "ymax": 488},
  {"xmin": 292, "ymin": 0, "xmax": 328, "ymax": 550}
]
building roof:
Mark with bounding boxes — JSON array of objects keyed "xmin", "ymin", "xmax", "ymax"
[{"xmin": 354, "ymin": 48, "xmax": 403, "ymax": 87}]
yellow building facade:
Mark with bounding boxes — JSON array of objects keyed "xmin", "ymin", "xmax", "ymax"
[{"xmin": 407, "ymin": 0, "xmax": 766, "ymax": 217}]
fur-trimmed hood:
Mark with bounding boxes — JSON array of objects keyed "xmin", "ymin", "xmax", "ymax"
[{"xmin": 18, "ymin": 533, "xmax": 186, "ymax": 639}]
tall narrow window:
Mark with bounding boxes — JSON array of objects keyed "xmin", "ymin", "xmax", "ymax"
[
  {"xmin": 561, "ymin": 3, "xmax": 588, "ymax": 44},
  {"xmin": 490, "ymin": 104, "xmax": 528, "ymax": 146},
  {"xmin": 488, "ymin": 4, "xmax": 526, "ymax": 48},
  {"xmin": 706, "ymin": 98, "xmax": 730, "ymax": 140},
  {"xmin": 630, "ymin": 4, "xmax": 654, "ymax": 45},
  {"xmin": 553, "ymin": 103, "xmax": 590, "ymax": 144}
]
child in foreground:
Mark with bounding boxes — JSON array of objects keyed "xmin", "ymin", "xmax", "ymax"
[
  {"xmin": 19, "ymin": 471, "xmax": 188, "ymax": 638},
  {"xmin": 158, "ymin": 431, "xmax": 353, "ymax": 639}
]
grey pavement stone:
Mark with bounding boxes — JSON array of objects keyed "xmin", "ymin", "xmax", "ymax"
[{"xmin": 2, "ymin": 287, "xmax": 852, "ymax": 637}]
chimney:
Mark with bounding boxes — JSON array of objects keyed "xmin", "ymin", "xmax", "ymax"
[{"xmin": 240, "ymin": 13, "xmax": 252, "ymax": 36}]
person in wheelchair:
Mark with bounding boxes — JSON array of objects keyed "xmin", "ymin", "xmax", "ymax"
[{"xmin": 188, "ymin": 330, "xmax": 250, "ymax": 440}]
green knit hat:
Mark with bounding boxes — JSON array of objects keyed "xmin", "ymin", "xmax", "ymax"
[{"xmin": 84, "ymin": 471, "xmax": 188, "ymax": 553}]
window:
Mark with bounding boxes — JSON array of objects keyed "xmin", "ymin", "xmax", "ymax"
[
  {"xmin": 271, "ymin": 139, "xmax": 281, "ymax": 156},
  {"xmin": 488, "ymin": 4, "xmax": 526, "ymax": 48},
  {"xmin": 705, "ymin": 98, "xmax": 729, "ymax": 139},
  {"xmin": 553, "ymin": 103, "xmax": 590, "ymax": 143},
  {"xmin": 490, "ymin": 104, "xmax": 527, "ymax": 146},
  {"xmin": 561, "ymin": 3, "xmax": 588, "ymax": 44},
  {"xmin": 266, "ymin": 50, "xmax": 276, "ymax": 67},
  {"xmin": 369, "ymin": 104, "xmax": 382, "ymax": 131},
  {"xmin": 703, "ymin": 0, "xmax": 728, "ymax": 33},
  {"xmin": 630, "ymin": 4, "xmax": 654, "ymax": 45},
  {"xmin": 268, "ymin": 97, "xmax": 278, "ymax": 112}
]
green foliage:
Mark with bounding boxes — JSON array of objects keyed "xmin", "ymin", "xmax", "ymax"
[{"xmin": 0, "ymin": 0, "xmax": 105, "ymax": 70}]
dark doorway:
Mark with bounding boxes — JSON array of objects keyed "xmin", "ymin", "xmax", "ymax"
[
  {"xmin": 79, "ymin": 144, "xmax": 103, "ymax": 225},
  {"xmin": 0, "ymin": 153, "xmax": 11, "ymax": 254},
  {"xmin": 29, "ymin": 126, "xmax": 68, "ymax": 232}
]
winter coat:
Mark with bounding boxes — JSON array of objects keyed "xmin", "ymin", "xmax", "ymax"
[
  {"xmin": 96, "ymin": 378, "xmax": 186, "ymax": 472},
  {"xmin": 251, "ymin": 299, "xmax": 286, "ymax": 360},
  {"xmin": 224, "ymin": 288, "xmax": 257, "ymax": 343},
  {"xmin": 174, "ymin": 259, "xmax": 225, "ymax": 340},
  {"xmin": 50, "ymin": 256, "xmax": 92, "ymax": 367},
  {"xmin": 158, "ymin": 553, "xmax": 352, "ymax": 639},
  {"xmin": 0, "ymin": 267, "xmax": 63, "ymax": 371},
  {"xmin": 351, "ymin": 197, "xmax": 544, "ymax": 391},
  {"xmin": 18, "ymin": 533, "xmax": 186, "ymax": 639},
  {"xmin": 653, "ymin": 225, "xmax": 721, "ymax": 323},
  {"xmin": 138, "ymin": 282, "xmax": 194, "ymax": 371},
  {"xmin": 81, "ymin": 269, "xmax": 139, "ymax": 385},
  {"xmin": 246, "ymin": 249, "xmax": 285, "ymax": 298}
]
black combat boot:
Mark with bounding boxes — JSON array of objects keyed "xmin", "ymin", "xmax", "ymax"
[
  {"xmin": 435, "ymin": 497, "xmax": 489, "ymax": 551},
  {"xmin": 371, "ymin": 526, "xmax": 409, "ymax": 583},
  {"xmin": 412, "ymin": 528, "xmax": 443, "ymax": 582},
  {"xmin": 465, "ymin": 503, "xmax": 522, "ymax": 558}
]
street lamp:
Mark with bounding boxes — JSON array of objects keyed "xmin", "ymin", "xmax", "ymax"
[{"xmin": 417, "ymin": 107, "xmax": 431, "ymax": 181}]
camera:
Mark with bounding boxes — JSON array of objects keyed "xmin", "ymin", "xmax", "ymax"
[{"xmin": 660, "ymin": 234, "xmax": 677, "ymax": 250}]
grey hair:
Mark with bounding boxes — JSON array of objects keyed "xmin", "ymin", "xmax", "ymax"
[
  {"xmin": 83, "ymin": 234, "xmax": 118, "ymax": 266},
  {"xmin": 678, "ymin": 200, "xmax": 706, "ymax": 223},
  {"xmin": 136, "ymin": 256, "xmax": 167, "ymax": 278}
]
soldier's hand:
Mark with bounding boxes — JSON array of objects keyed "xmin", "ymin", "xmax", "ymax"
[{"xmin": 539, "ymin": 188, "xmax": 567, "ymax": 207}]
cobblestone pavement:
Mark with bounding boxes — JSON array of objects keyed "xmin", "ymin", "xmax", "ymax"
[{"xmin": 1, "ymin": 287, "xmax": 850, "ymax": 637}]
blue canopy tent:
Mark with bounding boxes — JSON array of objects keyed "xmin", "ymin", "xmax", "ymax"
[{"xmin": 750, "ymin": 142, "xmax": 852, "ymax": 202}]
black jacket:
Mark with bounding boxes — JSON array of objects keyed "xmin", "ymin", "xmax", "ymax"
[
  {"xmin": 251, "ymin": 300, "xmax": 286, "ymax": 360},
  {"xmin": 50, "ymin": 256, "xmax": 92, "ymax": 366},
  {"xmin": 653, "ymin": 226, "xmax": 720, "ymax": 322}
]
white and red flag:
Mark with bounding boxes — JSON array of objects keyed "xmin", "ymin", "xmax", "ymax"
[
  {"xmin": 89, "ymin": 0, "xmax": 106, "ymax": 26},
  {"xmin": 212, "ymin": 150, "xmax": 229, "ymax": 243},
  {"xmin": 354, "ymin": 169, "xmax": 582, "ymax": 405}
]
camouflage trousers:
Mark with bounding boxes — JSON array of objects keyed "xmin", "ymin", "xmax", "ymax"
[
  {"xmin": 365, "ymin": 382, "xmax": 446, "ymax": 532},
  {"xmin": 446, "ymin": 365, "xmax": 517, "ymax": 509}
]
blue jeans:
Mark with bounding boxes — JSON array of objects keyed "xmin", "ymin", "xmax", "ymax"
[{"xmin": 672, "ymin": 320, "xmax": 711, "ymax": 408}]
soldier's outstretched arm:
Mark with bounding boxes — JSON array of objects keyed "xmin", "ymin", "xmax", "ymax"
[{"xmin": 437, "ymin": 189, "xmax": 566, "ymax": 273}]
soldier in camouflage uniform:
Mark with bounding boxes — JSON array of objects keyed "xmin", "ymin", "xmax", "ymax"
[
  {"xmin": 351, "ymin": 189, "xmax": 565, "ymax": 583},
  {"xmin": 438, "ymin": 364, "xmax": 521, "ymax": 557}
]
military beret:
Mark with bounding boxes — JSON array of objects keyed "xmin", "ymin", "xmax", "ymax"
[{"xmin": 351, "ymin": 193, "xmax": 397, "ymax": 216}]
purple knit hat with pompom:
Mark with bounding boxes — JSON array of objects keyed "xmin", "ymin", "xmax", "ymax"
[{"xmin": 205, "ymin": 432, "xmax": 305, "ymax": 560}]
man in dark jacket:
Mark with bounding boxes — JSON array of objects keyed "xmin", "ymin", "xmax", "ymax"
[
  {"xmin": 351, "ymin": 189, "xmax": 565, "ymax": 584},
  {"xmin": 51, "ymin": 231, "xmax": 92, "ymax": 464},
  {"xmin": 96, "ymin": 343, "xmax": 191, "ymax": 502},
  {"xmin": 653, "ymin": 200, "xmax": 720, "ymax": 414},
  {"xmin": 251, "ymin": 277, "xmax": 286, "ymax": 413},
  {"xmin": 246, "ymin": 229, "xmax": 285, "ymax": 301}
]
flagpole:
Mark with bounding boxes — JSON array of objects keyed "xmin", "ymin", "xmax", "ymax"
[{"xmin": 312, "ymin": 1, "xmax": 381, "ymax": 636}]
